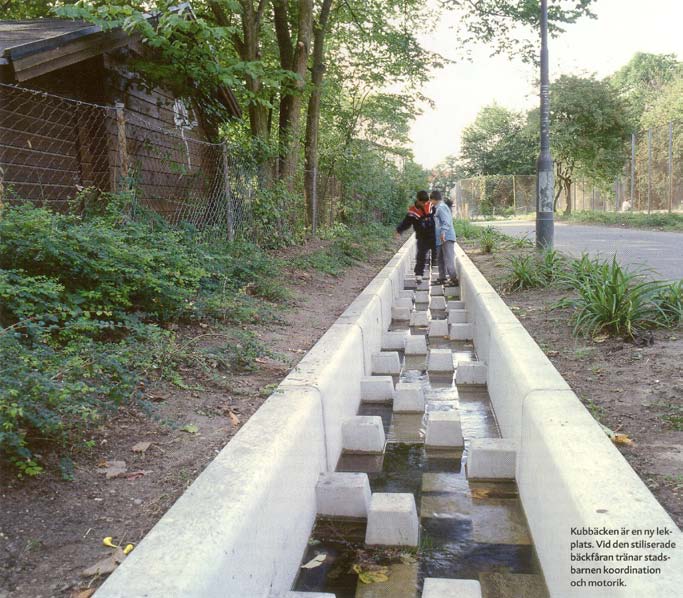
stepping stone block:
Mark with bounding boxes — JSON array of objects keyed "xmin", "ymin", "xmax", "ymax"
[
  {"xmin": 467, "ymin": 438, "xmax": 517, "ymax": 480},
  {"xmin": 393, "ymin": 382, "xmax": 425, "ymax": 413},
  {"xmin": 365, "ymin": 493, "xmax": 419, "ymax": 546},
  {"xmin": 430, "ymin": 296, "xmax": 447, "ymax": 311},
  {"xmin": 316, "ymin": 472, "xmax": 372, "ymax": 518},
  {"xmin": 410, "ymin": 311, "xmax": 430, "ymax": 328},
  {"xmin": 285, "ymin": 593, "xmax": 336, "ymax": 598},
  {"xmin": 428, "ymin": 319, "xmax": 449, "ymax": 338},
  {"xmin": 394, "ymin": 297, "xmax": 413, "ymax": 309},
  {"xmin": 447, "ymin": 309, "xmax": 469, "ymax": 324},
  {"xmin": 372, "ymin": 352, "xmax": 401, "ymax": 375},
  {"xmin": 430, "ymin": 285, "xmax": 444, "ymax": 296},
  {"xmin": 444, "ymin": 285, "xmax": 460, "ymax": 298},
  {"xmin": 415, "ymin": 290, "xmax": 430, "ymax": 303},
  {"xmin": 404, "ymin": 277, "xmax": 417, "ymax": 289},
  {"xmin": 425, "ymin": 411, "xmax": 463, "ymax": 449},
  {"xmin": 404, "ymin": 334, "xmax": 428, "ymax": 355},
  {"xmin": 456, "ymin": 362, "xmax": 487, "ymax": 385},
  {"xmin": 448, "ymin": 300, "xmax": 465, "ymax": 310},
  {"xmin": 399, "ymin": 290, "xmax": 415, "ymax": 300},
  {"xmin": 417, "ymin": 280, "xmax": 430, "ymax": 291},
  {"xmin": 361, "ymin": 376, "xmax": 395, "ymax": 403},
  {"xmin": 422, "ymin": 578, "xmax": 482, "ymax": 598},
  {"xmin": 392, "ymin": 306, "xmax": 412, "ymax": 321},
  {"xmin": 382, "ymin": 330, "xmax": 410, "ymax": 351},
  {"xmin": 342, "ymin": 416, "xmax": 386, "ymax": 454},
  {"xmin": 427, "ymin": 349, "xmax": 453, "ymax": 373},
  {"xmin": 449, "ymin": 323, "xmax": 474, "ymax": 341}
]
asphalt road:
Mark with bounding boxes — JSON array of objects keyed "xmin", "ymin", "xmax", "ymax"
[{"xmin": 480, "ymin": 221, "xmax": 683, "ymax": 281}]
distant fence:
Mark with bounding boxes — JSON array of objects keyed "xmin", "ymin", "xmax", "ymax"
[
  {"xmin": 454, "ymin": 121, "xmax": 683, "ymax": 218},
  {"xmin": 0, "ymin": 83, "xmax": 343, "ymax": 241}
]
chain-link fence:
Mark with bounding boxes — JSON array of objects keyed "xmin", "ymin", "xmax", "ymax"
[
  {"xmin": 0, "ymin": 83, "xmax": 294, "ymax": 241},
  {"xmin": 453, "ymin": 121, "xmax": 683, "ymax": 217}
]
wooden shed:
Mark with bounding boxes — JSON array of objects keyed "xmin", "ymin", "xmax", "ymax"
[{"xmin": 0, "ymin": 11, "xmax": 241, "ymax": 215}]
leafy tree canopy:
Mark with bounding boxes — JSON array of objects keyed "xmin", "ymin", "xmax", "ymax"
[{"xmin": 460, "ymin": 103, "xmax": 536, "ymax": 176}]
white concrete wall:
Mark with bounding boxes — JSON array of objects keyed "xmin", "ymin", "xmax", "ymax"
[
  {"xmin": 95, "ymin": 236, "xmax": 416, "ymax": 598},
  {"xmin": 455, "ymin": 244, "xmax": 683, "ymax": 598}
]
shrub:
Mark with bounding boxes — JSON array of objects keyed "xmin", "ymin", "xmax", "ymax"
[
  {"xmin": 507, "ymin": 255, "xmax": 544, "ymax": 291},
  {"xmin": 479, "ymin": 227, "xmax": 498, "ymax": 253}
]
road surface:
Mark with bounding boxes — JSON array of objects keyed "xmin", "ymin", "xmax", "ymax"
[{"xmin": 480, "ymin": 221, "xmax": 683, "ymax": 281}]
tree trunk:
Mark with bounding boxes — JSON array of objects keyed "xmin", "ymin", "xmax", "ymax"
[
  {"xmin": 273, "ymin": 0, "xmax": 313, "ymax": 190},
  {"xmin": 563, "ymin": 179, "xmax": 573, "ymax": 215},
  {"xmin": 304, "ymin": 0, "xmax": 334, "ymax": 230}
]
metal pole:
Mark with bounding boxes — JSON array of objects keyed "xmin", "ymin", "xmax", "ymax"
[
  {"xmin": 512, "ymin": 174, "xmax": 517, "ymax": 213},
  {"xmin": 668, "ymin": 121, "xmax": 673, "ymax": 213},
  {"xmin": 115, "ymin": 102, "xmax": 129, "ymax": 191},
  {"xmin": 221, "ymin": 142, "xmax": 235, "ymax": 241},
  {"xmin": 647, "ymin": 128, "xmax": 653, "ymax": 213},
  {"xmin": 630, "ymin": 133, "xmax": 636, "ymax": 210},
  {"xmin": 536, "ymin": 0, "xmax": 554, "ymax": 249}
]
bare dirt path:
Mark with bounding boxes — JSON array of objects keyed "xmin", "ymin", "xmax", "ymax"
[
  {"xmin": 0, "ymin": 237, "xmax": 402, "ymax": 598},
  {"xmin": 462, "ymin": 242, "xmax": 683, "ymax": 531}
]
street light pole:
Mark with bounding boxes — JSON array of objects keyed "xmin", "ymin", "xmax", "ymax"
[{"xmin": 536, "ymin": 0, "xmax": 554, "ymax": 249}]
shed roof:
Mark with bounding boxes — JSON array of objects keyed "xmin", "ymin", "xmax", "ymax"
[{"xmin": 0, "ymin": 12, "xmax": 241, "ymax": 119}]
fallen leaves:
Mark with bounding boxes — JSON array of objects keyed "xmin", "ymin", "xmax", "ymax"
[
  {"xmin": 82, "ymin": 547, "xmax": 125, "ymax": 577},
  {"xmin": 97, "ymin": 460, "xmax": 127, "ymax": 479},
  {"xmin": 301, "ymin": 553, "xmax": 327, "ymax": 569},
  {"xmin": 352, "ymin": 564, "xmax": 389, "ymax": 584},
  {"xmin": 180, "ymin": 424, "xmax": 199, "ymax": 434},
  {"xmin": 71, "ymin": 589, "xmax": 96, "ymax": 598},
  {"xmin": 131, "ymin": 441, "xmax": 151, "ymax": 453},
  {"xmin": 601, "ymin": 424, "xmax": 635, "ymax": 446},
  {"xmin": 228, "ymin": 411, "xmax": 240, "ymax": 428}
]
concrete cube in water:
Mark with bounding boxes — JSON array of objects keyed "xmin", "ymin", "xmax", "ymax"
[
  {"xmin": 427, "ymin": 349, "xmax": 453, "ymax": 372},
  {"xmin": 410, "ymin": 311, "xmax": 430, "ymax": 328},
  {"xmin": 430, "ymin": 296, "xmax": 447, "ymax": 311},
  {"xmin": 422, "ymin": 578, "xmax": 482, "ymax": 598},
  {"xmin": 360, "ymin": 376, "xmax": 395, "ymax": 403},
  {"xmin": 372, "ymin": 351, "xmax": 401, "ymax": 375},
  {"xmin": 467, "ymin": 438, "xmax": 517, "ymax": 480},
  {"xmin": 394, "ymin": 297, "xmax": 413, "ymax": 309},
  {"xmin": 415, "ymin": 290, "xmax": 430, "ymax": 303},
  {"xmin": 444, "ymin": 285, "xmax": 460, "ymax": 298},
  {"xmin": 365, "ymin": 493, "xmax": 419, "ymax": 546},
  {"xmin": 342, "ymin": 416, "xmax": 386, "ymax": 453},
  {"xmin": 392, "ymin": 306, "xmax": 412, "ymax": 321},
  {"xmin": 425, "ymin": 411, "xmax": 463, "ymax": 449},
  {"xmin": 404, "ymin": 276, "xmax": 417, "ymax": 289},
  {"xmin": 382, "ymin": 330, "xmax": 409, "ymax": 351},
  {"xmin": 447, "ymin": 309, "xmax": 469, "ymax": 324},
  {"xmin": 456, "ymin": 362, "xmax": 487, "ymax": 385},
  {"xmin": 449, "ymin": 323, "xmax": 473, "ymax": 341},
  {"xmin": 417, "ymin": 280, "xmax": 430, "ymax": 291},
  {"xmin": 316, "ymin": 472, "xmax": 372, "ymax": 518},
  {"xmin": 404, "ymin": 334, "xmax": 428, "ymax": 355},
  {"xmin": 399, "ymin": 290, "xmax": 415, "ymax": 300},
  {"xmin": 285, "ymin": 593, "xmax": 337, "ymax": 598},
  {"xmin": 428, "ymin": 319, "xmax": 449, "ymax": 338},
  {"xmin": 393, "ymin": 382, "xmax": 425, "ymax": 413},
  {"xmin": 430, "ymin": 285, "xmax": 444, "ymax": 296},
  {"xmin": 448, "ymin": 300, "xmax": 466, "ymax": 310}
]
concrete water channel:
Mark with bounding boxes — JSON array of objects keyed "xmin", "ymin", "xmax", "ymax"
[
  {"xmin": 95, "ymin": 236, "xmax": 682, "ymax": 598},
  {"xmin": 292, "ymin": 268, "xmax": 549, "ymax": 598}
]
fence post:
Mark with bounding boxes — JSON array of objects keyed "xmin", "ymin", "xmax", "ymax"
[
  {"xmin": 668, "ymin": 121, "xmax": 673, "ymax": 214},
  {"xmin": 115, "ymin": 102, "xmax": 129, "ymax": 191},
  {"xmin": 512, "ymin": 174, "xmax": 516, "ymax": 213},
  {"xmin": 311, "ymin": 166, "xmax": 318, "ymax": 236},
  {"xmin": 647, "ymin": 128, "xmax": 652, "ymax": 214},
  {"xmin": 221, "ymin": 142, "xmax": 235, "ymax": 241},
  {"xmin": 630, "ymin": 132, "xmax": 636, "ymax": 209}
]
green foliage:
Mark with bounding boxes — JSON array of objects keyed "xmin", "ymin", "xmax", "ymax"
[
  {"xmin": 610, "ymin": 52, "xmax": 682, "ymax": 128},
  {"xmin": 453, "ymin": 220, "xmax": 482, "ymax": 240},
  {"xmin": 444, "ymin": 0, "xmax": 596, "ymax": 63},
  {"xmin": 561, "ymin": 257, "xmax": 680, "ymax": 338},
  {"xmin": 247, "ymin": 182, "xmax": 306, "ymax": 249},
  {"xmin": 507, "ymin": 255, "xmax": 544, "ymax": 291},
  {"xmin": 460, "ymin": 104, "xmax": 536, "ymax": 177},
  {"xmin": 0, "ymin": 200, "xmax": 288, "ymax": 473},
  {"xmin": 563, "ymin": 211, "xmax": 683, "ymax": 231},
  {"xmin": 479, "ymin": 227, "xmax": 499, "ymax": 253}
]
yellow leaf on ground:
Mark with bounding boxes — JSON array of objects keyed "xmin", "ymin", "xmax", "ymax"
[
  {"xmin": 301, "ymin": 553, "xmax": 327, "ymax": 569},
  {"xmin": 352, "ymin": 564, "xmax": 389, "ymax": 584},
  {"xmin": 613, "ymin": 433, "xmax": 634, "ymax": 446},
  {"xmin": 228, "ymin": 411, "xmax": 240, "ymax": 427}
]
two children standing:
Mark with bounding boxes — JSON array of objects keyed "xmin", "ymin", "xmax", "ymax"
[{"xmin": 395, "ymin": 189, "xmax": 458, "ymax": 285}]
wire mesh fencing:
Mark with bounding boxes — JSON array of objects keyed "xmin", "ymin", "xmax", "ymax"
[
  {"xmin": 453, "ymin": 121, "xmax": 683, "ymax": 219},
  {"xmin": 0, "ymin": 83, "xmax": 288, "ymax": 242}
]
